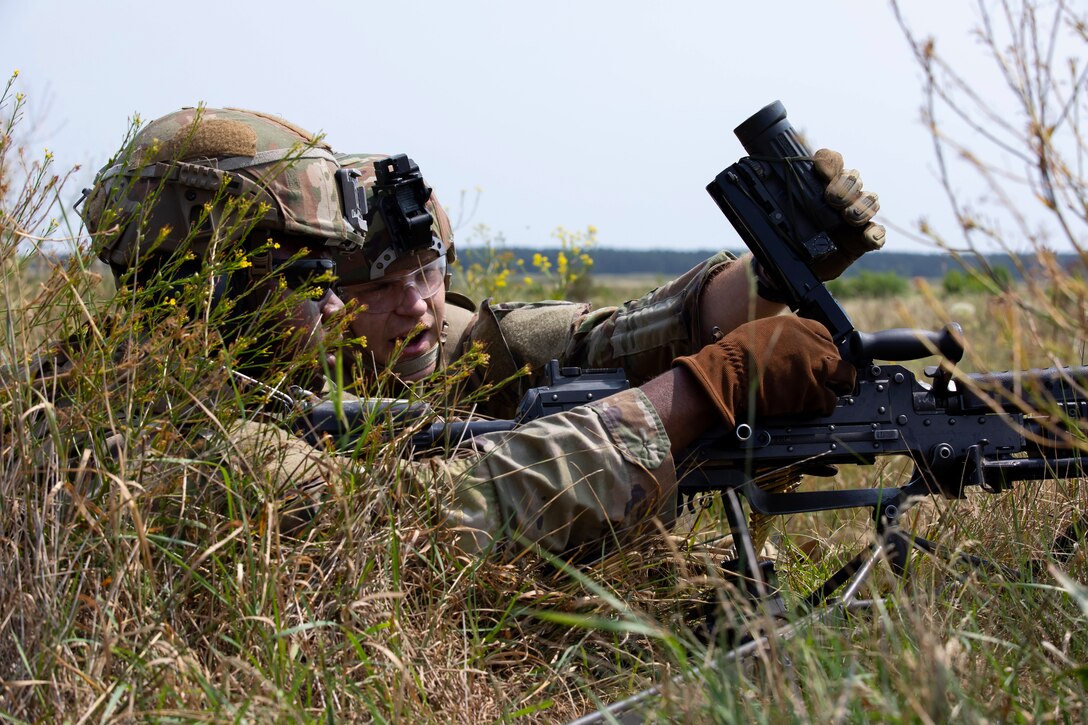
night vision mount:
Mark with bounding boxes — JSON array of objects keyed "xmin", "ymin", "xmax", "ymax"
[{"xmin": 364, "ymin": 154, "xmax": 439, "ymax": 278}]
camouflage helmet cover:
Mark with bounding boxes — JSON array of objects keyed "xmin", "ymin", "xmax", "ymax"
[
  {"xmin": 83, "ymin": 107, "xmax": 366, "ymax": 268},
  {"xmin": 333, "ymin": 152, "xmax": 454, "ymax": 286}
]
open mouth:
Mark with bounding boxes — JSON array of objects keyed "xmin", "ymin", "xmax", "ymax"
[{"xmin": 392, "ymin": 327, "xmax": 431, "ymax": 357}]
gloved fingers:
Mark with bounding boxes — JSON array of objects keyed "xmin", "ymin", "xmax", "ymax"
[
  {"xmin": 843, "ymin": 191, "xmax": 880, "ymax": 226},
  {"xmin": 812, "ymin": 148, "xmax": 844, "ymax": 182},
  {"xmin": 816, "ymin": 224, "xmax": 885, "ymax": 275},
  {"xmin": 795, "ymin": 317, "xmax": 835, "ymax": 345},
  {"xmin": 824, "ymin": 356, "xmax": 857, "ymax": 395},
  {"xmin": 862, "ymin": 223, "xmax": 887, "ymax": 250},
  {"xmin": 824, "ymin": 168, "xmax": 864, "ymax": 209}
]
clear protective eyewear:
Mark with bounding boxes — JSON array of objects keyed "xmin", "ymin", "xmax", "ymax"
[{"xmin": 337, "ymin": 256, "xmax": 447, "ymax": 314}]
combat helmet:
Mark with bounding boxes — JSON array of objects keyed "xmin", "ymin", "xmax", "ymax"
[
  {"xmin": 81, "ymin": 106, "xmax": 367, "ymax": 277},
  {"xmin": 332, "ymin": 152, "xmax": 454, "ymax": 288}
]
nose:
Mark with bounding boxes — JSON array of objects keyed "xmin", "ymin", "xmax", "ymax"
[
  {"xmin": 394, "ymin": 283, "xmax": 428, "ymax": 317},
  {"xmin": 320, "ymin": 290, "xmax": 345, "ymax": 320}
]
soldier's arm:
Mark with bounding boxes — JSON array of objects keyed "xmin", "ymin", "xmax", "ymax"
[
  {"xmin": 695, "ymin": 252, "xmax": 786, "ymax": 344},
  {"xmin": 425, "ymin": 387, "xmax": 679, "ymax": 557},
  {"xmin": 433, "ymin": 312, "xmax": 843, "ymax": 558},
  {"xmin": 563, "ymin": 252, "xmax": 785, "ymax": 384}
]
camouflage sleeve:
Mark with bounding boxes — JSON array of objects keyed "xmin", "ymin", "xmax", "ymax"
[
  {"xmin": 224, "ymin": 388, "xmax": 676, "ymax": 558},
  {"xmin": 564, "ymin": 251, "xmax": 738, "ymax": 384},
  {"xmin": 417, "ymin": 387, "xmax": 678, "ymax": 557}
]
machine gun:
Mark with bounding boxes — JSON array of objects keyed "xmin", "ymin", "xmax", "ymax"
[
  {"xmin": 688, "ymin": 100, "xmax": 1088, "ymax": 604},
  {"xmin": 567, "ymin": 100, "xmax": 1088, "ymax": 725}
]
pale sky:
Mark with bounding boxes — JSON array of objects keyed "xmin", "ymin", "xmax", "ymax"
[{"xmin": 1, "ymin": 1, "xmax": 1049, "ymax": 254}]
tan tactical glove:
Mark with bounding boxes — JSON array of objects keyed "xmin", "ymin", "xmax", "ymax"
[
  {"xmin": 227, "ymin": 420, "xmax": 336, "ymax": 534},
  {"xmin": 811, "ymin": 148, "xmax": 886, "ymax": 281},
  {"xmin": 674, "ymin": 316, "xmax": 855, "ymax": 427}
]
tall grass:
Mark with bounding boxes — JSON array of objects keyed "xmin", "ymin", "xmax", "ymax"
[{"xmin": 5, "ymin": 1, "xmax": 1088, "ymax": 717}]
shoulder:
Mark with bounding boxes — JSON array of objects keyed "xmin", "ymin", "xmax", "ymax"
[
  {"xmin": 441, "ymin": 293, "xmax": 477, "ymax": 367},
  {"xmin": 475, "ymin": 299, "xmax": 589, "ymax": 376}
]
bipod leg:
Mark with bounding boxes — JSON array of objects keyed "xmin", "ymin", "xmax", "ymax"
[
  {"xmin": 702, "ymin": 489, "xmax": 788, "ymax": 642},
  {"xmin": 723, "ymin": 488, "xmax": 768, "ymax": 602},
  {"xmin": 903, "ymin": 533, "xmax": 1018, "ymax": 580},
  {"xmin": 874, "ymin": 491, "xmax": 916, "ymax": 577},
  {"xmin": 804, "ymin": 486, "xmax": 917, "ymax": 610},
  {"xmin": 802, "ymin": 548, "xmax": 873, "ymax": 610}
]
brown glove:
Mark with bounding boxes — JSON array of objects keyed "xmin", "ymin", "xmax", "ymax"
[
  {"xmin": 810, "ymin": 148, "xmax": 886, "ymax": 281},
  {"xmin": 673, "ymin": 316, "xmax": 856, "ymax": 427}
]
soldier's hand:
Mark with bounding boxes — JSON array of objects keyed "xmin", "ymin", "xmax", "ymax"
[
  {"xmin": 673, "ymin": 316, "xmax": 855, "ymax": 427},
  {"xmin": 810, "ymin": 148, "xmax": 886, "ymax": 281}
]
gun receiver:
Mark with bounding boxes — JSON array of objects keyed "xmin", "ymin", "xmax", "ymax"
[
  {"xmin": 297, "ymin": 361, "xmax": 630, "ymax": 450},
  {"xmin": 680, "ymin": 363, "xmax": 1088, "ymax": 510}
]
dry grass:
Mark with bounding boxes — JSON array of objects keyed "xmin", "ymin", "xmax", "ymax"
[
  {"xmin": 4, "ymin": 243, "xmax": 1087, "ymax": 724},
  {"xmin": 6, "ymin": 6, "xmax": 1088, "ymax": 714}
]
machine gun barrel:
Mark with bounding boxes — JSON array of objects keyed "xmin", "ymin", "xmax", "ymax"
[{"xmin": 678, "ymin": 362, "xmax": 1088, "ymax": 505}]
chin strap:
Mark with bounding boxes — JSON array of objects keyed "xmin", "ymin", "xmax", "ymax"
[
  {"xmin": 390, "ymin": 341, "xmax": 440, "ymax": 378},
  {"xmin": 389, "ymin": 317, "xmax": 448, "ymax": 378},
  {"xmin": 388, "ymin": 318, "xmax": 449, "ymax": 378}
]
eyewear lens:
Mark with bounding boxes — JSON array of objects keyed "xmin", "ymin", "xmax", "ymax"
[{"xmin": 340, "ymin": 257, "xmax": 446, "ymax": 314}]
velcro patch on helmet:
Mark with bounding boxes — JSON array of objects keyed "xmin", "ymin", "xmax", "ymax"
[
  {"xmin": 152, "ymin": 119, "xmax": 258, "ymax": 163},
  {"xmin": 228, "ymin": 107, "xmax": 330, "ymax": 150}
]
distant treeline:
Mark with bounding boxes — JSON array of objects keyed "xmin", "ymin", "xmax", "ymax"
[
  {"xmin": 27, "ymin": 246, "xmax": 1083, "ymax": 282},
  {"xmin": 455, "ymin": 247, "xmax": 1084, "ymax": 280}
]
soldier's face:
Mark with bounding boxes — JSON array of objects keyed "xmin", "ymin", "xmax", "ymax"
[
  {"xmin": 251, "ymin": 236, "xmax": 345, "ymax": 387},
  {"xmin": 340, "ymin": 250, "xmax": 447, "ymax": 381}
]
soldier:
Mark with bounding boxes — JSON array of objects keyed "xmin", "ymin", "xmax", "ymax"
[
  {"xmin": 328, "ymin": 151, "xmax": 881, "ymax": 556},
  {"xmin": 52, "ymin": 107, "xmax": 366, "ymax": 528}
]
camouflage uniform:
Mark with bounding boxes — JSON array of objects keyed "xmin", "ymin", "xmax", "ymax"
[{"xmin": 418, "ymin": 252, "xmax": 735, "ymax": 555}]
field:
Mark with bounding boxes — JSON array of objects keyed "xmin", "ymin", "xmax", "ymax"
[
  {"xmin": 3, "ymin": 246, "xmax": 1088, "ymax": 723},
  {"xmin": 6, "ymin": 17, "xmax": 1088, "ymax": 715}
]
